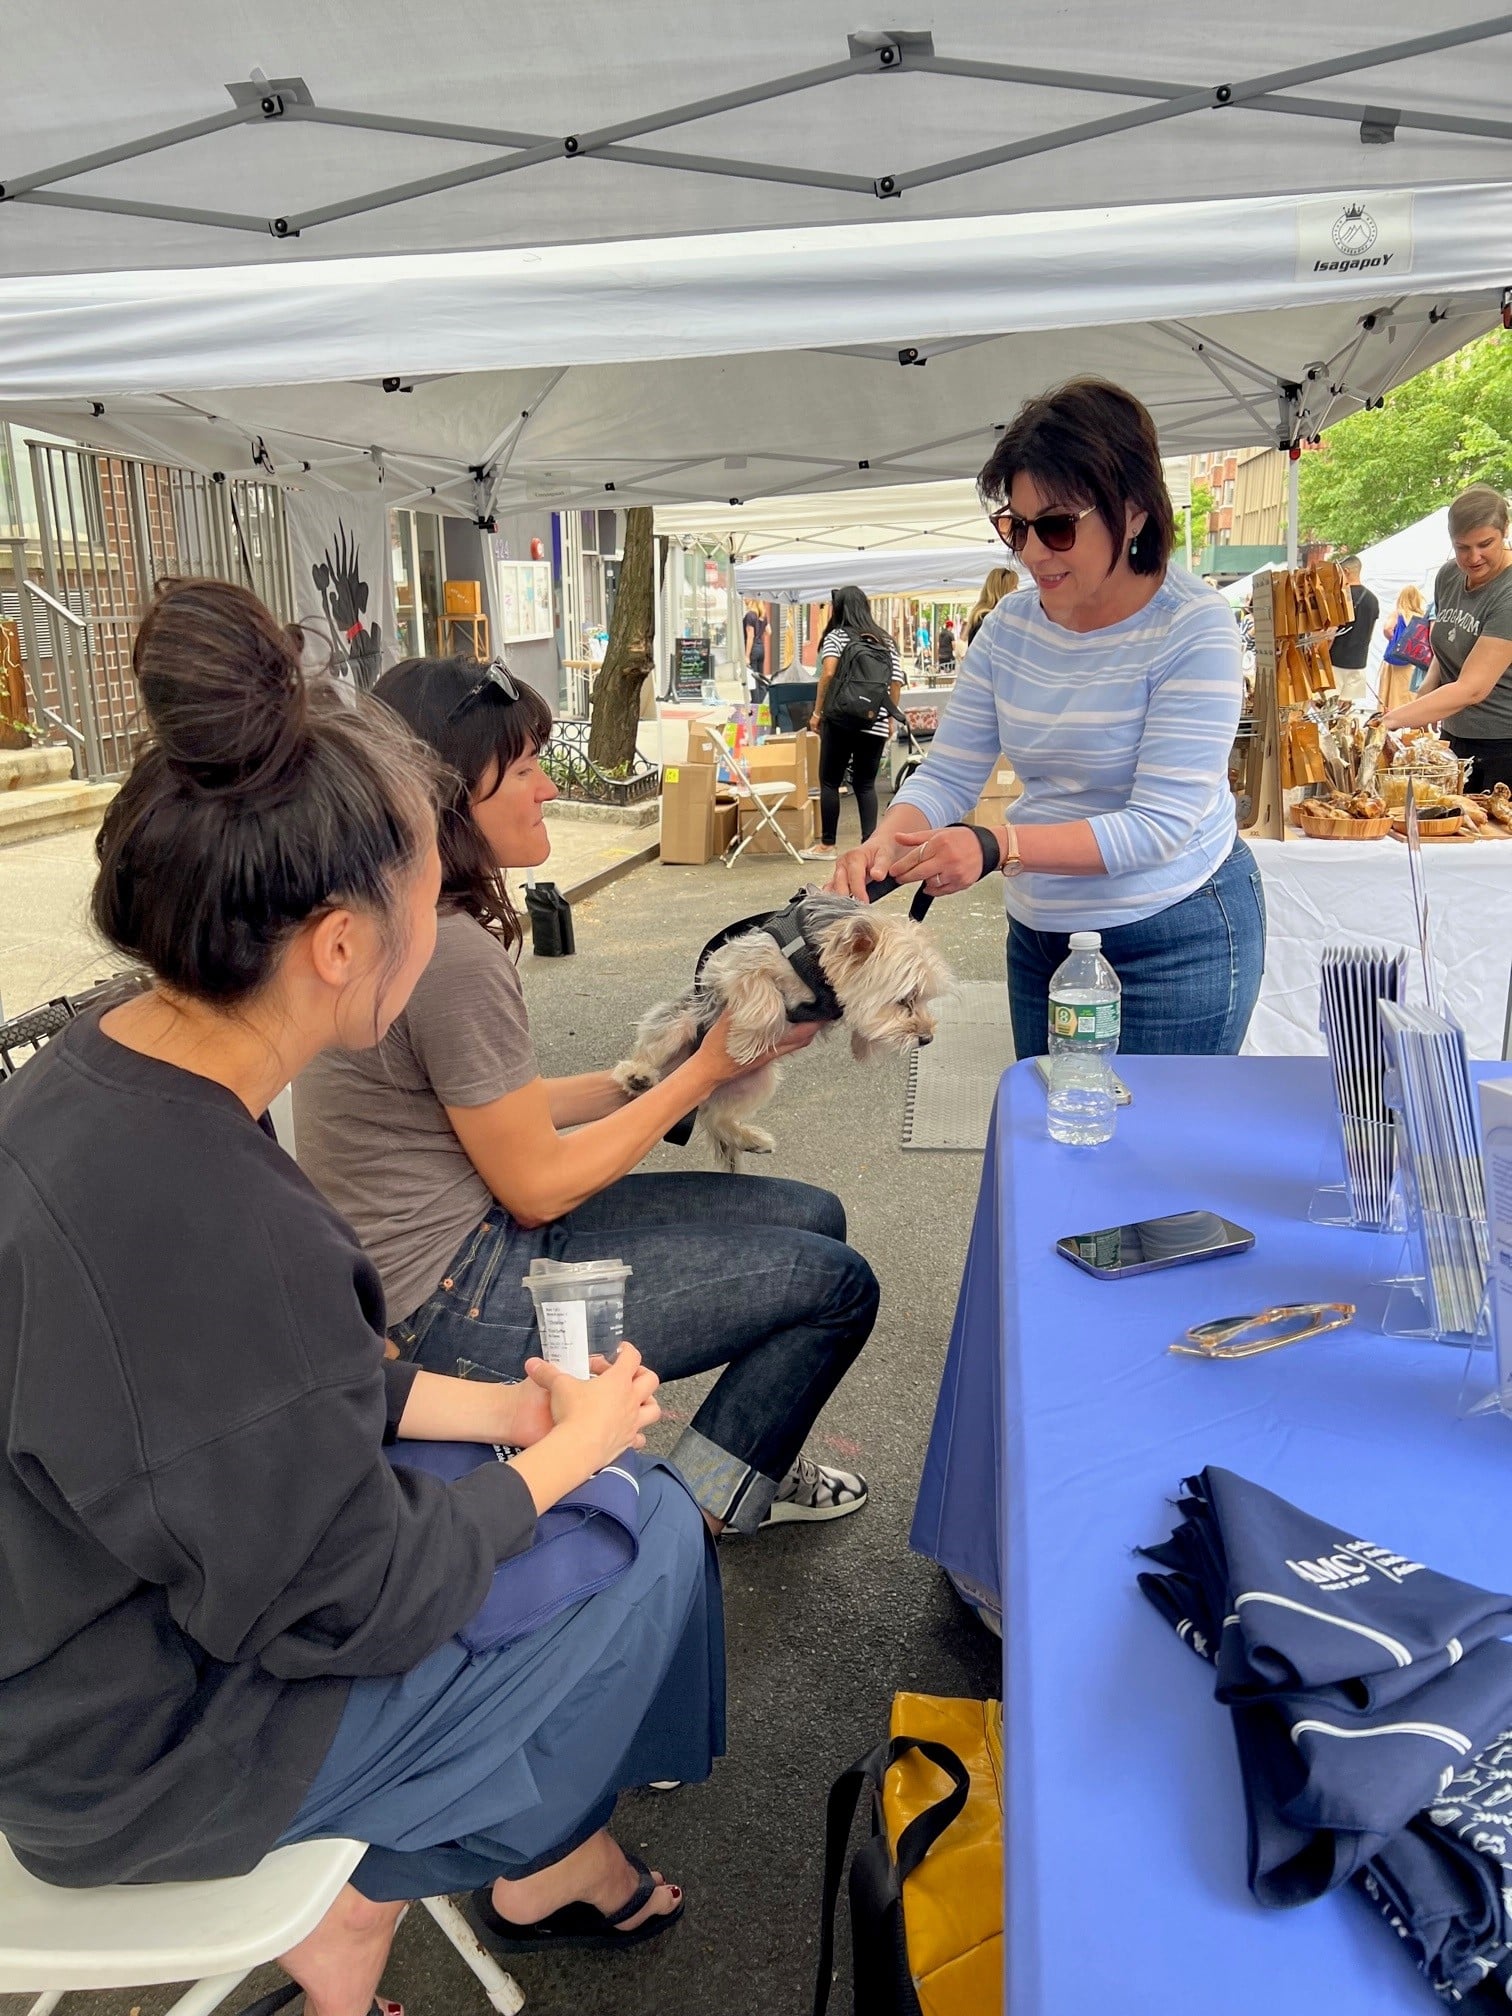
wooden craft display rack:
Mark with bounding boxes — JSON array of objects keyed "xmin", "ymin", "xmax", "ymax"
[{"xmin": 1240, "ymin": 562, "xmax": 1353, "ymax": 840}]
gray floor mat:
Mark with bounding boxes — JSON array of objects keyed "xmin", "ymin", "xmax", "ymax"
[{"xmin": 902, "ymin": 980, "xmax": 1017, "ymax": 1150}]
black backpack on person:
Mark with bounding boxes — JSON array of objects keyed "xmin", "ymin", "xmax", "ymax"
[{"xmin": 825, "ymin": 631, "xmax": 899, "ymax": 730}]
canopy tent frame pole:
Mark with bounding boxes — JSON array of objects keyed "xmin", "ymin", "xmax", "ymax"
[
  {"xmin": 1286, "ymin": 454, "xmax": 1300, "ymax": 567},
  {"xmin": 8, "ymin": 18, "xmax": 1512, "ymax": 243}
]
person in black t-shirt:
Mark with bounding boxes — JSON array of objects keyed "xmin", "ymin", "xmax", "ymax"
[
  {"xmin": 0, "ymin": 582, "xmax": 719, "ymax": 2007},
  {"xmin": 1330, "ymin": 554, "xmax": 1380, "ymax": 703}
]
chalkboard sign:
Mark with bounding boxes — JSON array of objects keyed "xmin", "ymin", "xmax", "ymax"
[{"xmin": 674, "ymin": 636, "xmax": 713, "ymax": 701}]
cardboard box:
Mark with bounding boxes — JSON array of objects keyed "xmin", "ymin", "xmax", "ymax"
[
  {"xmin": 745, "ymin": 738, "xmax": 801, "ymax": 786},
  {"xmin": 738, "ymin": 796, "xmax": 816, "ymax": 857},
  {"xmin": 443, "ymin": 579, "xmax": 482, "ymax": 617},
  {"xmin": 661, "ymin": 763, "xmax": 720, "ymax": 865},
  {"xmin": 969, "ymin": 763, "xmax": 1022, "ymax": 829},
  {"xmin": 796, "ymin": 729, "xmax": 820, "ymax": 799},
  {"xmin": 711, "ymin": 801, "xmax": 738, "ymax": 856}
]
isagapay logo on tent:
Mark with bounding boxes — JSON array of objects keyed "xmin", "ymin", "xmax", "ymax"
[{"xmin": 1314, "ymin": 201, "xmax": 1395, "ymax": 274}]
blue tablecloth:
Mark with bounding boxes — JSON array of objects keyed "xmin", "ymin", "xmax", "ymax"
[{"xmin": 910, "ymin": 1055, "xmax": 1512, "ymax": 2016}]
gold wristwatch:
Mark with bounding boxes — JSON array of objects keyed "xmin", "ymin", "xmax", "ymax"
[{"xmin": 999, "ymin": 823, "xmax": 1025, "ymax": 878}]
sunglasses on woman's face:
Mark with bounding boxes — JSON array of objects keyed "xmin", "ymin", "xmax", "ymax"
[
  {"xmin": 447, "ymin": 660, "xmax": 521, "ymax": 721},
  {"xmin": 989, "ymin": 504, "xmax": 1097, "ymax": 556}
]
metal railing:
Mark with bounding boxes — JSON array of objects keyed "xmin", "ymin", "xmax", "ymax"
[
  {"xmin": 5, "ymin": 444, "xmax": 294, "ymax": 781},
  {"xmin": 543, "ymin": 719, "xmax": 660, "ymax": 806}
]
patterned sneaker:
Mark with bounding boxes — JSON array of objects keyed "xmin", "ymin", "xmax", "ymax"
[{"xmin": 760, "ymin": 1453, "xmax": 869, "ymax": 1526}]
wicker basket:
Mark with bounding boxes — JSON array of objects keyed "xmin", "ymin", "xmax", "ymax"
[{"xmin": 1296, "ymin": 804, "xmax": 1392, "ymax": 840}]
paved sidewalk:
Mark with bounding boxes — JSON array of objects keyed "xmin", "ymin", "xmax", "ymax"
[{"xmin": 0, "ymin": 804, "xmax": 656, "ymax": 1019}]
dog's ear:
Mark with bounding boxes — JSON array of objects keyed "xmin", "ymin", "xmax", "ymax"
[{"xmin": 830, "ymin": 910, "xmax": 881, "ymax": 959}]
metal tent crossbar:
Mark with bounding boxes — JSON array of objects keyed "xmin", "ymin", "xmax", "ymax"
[{"xmin": 5, "ymin": 18, "xmax": 1512, "ymax": 243}]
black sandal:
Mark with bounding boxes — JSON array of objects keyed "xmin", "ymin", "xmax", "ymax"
[{"xmin": 467, "ymin": 1852, "xmax": 684, "ymax": 1953}]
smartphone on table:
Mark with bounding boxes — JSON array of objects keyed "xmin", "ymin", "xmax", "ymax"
[{"xmin": 1055, "ymin": 1211, "xmax": 1254, "ymax": 1280}]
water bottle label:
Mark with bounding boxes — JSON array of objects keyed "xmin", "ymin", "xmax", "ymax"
[{"xmin": 1050, "ymin": 997, "xmax": 1120, "ymax": 1044}]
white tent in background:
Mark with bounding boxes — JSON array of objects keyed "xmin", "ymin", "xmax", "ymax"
[
  {"xmin": 656, "ymin": 483, "xmax": 991, "ymax": 560},
  {"xmin": 1358, "ymin": 505, "xmax": 1452, "ymax": 606},
  {"xmin": 2, "ymin": 5, "xmax": 1512, "ymax": 511},
  {"xmin": 735, "ymin": 546, "xmax": 1001, "ymax": 604}
]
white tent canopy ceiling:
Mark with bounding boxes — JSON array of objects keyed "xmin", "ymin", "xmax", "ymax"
[
  {"xmin": 1, "ymin": 5, "xmax": 1510, "ymax": 519},
  {"xmin": 5, "ymin": 3, "xmax": 1512, "ymax": 272},
  {"xmin": 734, "ymin": 546, "xmax": 1002, "ymax": 603}
]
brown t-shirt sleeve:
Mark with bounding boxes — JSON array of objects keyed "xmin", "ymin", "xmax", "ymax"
[{"xmin": 402, "ymin": 911, "xmax": 540, "ymax": 1110}]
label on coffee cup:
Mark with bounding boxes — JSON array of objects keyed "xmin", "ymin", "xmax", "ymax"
[{"xmin": 537, "ymin": 1300, "xmax": 591, "ymax": 1379}]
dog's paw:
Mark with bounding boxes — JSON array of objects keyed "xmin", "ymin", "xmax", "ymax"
[
  {"xmin": 612, "ymin": 1059, "xmax": 659, "ymax": 1097},
  {"xmin": 727, "ymin": 1124, "xmax": 776, "ymax": 1155}
]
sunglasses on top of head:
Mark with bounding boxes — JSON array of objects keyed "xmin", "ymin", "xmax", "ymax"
[
  {"xmin": 447, "ymin": 659, "xmax": 521, "ymax": 722},
  {"xmin": 988, "ymin": 504, "xmax": 1097, "ymax": 556}
]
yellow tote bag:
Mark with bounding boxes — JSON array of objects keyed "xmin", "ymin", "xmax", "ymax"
[{"xmin": 815, "ymin": 1694, "xmax": 1003, "ymax": 2016}]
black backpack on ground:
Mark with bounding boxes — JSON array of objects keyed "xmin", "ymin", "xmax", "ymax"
[{"xmin": 826, "ymin": 631, "xmax": 899, "ymax": 730}]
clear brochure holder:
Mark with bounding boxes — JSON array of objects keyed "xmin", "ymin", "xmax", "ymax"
[
  {"xmin": 1309, "ymin": 946, "xmax": 1407, "ymax": 1234},
  {"xmin": 1376, "ymin": 1014, "xmax": 1492, "ymax": 1354}
]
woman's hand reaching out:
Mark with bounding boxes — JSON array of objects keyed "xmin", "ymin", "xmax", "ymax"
[
  {"xmin": 827, "ymin": 826, "xmax": 919, "ymax": 902},
  {"xmin": 832, "ymin": 824, "xmax": 992, "ymax": 902},
  {"xmin": 887, "ymin": 825, "xmax": 995, "ymax": 898}
]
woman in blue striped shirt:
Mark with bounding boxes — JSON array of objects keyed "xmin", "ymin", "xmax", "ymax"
[{"xmin": 831, "ymin": 379, "xmax": 1265, "ymax": 1056}]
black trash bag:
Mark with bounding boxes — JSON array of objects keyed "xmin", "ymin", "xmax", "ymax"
[{"xmin": 525, "ymin": 881, "xmax": 576, "ymax": 958}]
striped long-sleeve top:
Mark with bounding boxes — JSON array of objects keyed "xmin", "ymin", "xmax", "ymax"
[{"xmin": 894, "ymin": 569, "xmax": 1243, "ymax": 931}]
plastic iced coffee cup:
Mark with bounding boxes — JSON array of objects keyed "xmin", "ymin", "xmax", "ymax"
[{"xmin": 522, "ymin": 1258, "xmax": 632, "ymax": 1379}]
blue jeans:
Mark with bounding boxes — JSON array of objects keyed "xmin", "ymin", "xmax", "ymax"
[
  {"xmin": 1006, "ymin": 840, "xmax": 1267, "ymax": 1058},
  {"xmin": 393, "ymin": 1173, "xmax": 879, "ymax": 1533}
]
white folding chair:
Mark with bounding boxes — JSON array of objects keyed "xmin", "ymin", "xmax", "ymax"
[
  {"xmin": 719, "ymin": 744, "xmax": 807, "ymax": 869},
  {"xmin": 0, "ymin": 1833, "xmax": 524, "ymax": 2016}
]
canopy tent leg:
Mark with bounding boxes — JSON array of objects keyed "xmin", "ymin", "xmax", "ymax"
[{"xmin": 1286, "ymin": 453, "xmax": 1299, "ymax": 567}]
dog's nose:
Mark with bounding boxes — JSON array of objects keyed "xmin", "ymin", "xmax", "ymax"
[{"xmin": 916, "ymin": 1032, "xmax": 933, "ymax": 1047}]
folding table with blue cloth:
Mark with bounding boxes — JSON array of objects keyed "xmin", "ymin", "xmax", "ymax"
[
  {"xmin": 1141, "ymin": 1465, "xmax": 1512, "ymax": 2002},
  {"xmin": 907, "ymin": 1054, "xmax": 1512, "ymax": 2012}
]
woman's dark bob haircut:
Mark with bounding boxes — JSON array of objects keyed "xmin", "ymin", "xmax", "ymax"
[
  {"xmin": 977, "ymin": 377, "xmax": 1175, "ymax": 578},
  {"xmin": 375, "ymin": 654, "xmax": 554, "ymax": 951}
]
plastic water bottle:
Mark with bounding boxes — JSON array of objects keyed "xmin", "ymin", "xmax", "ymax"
[{"xmin": 1046, "ymin": 932, "xmax": 1121, "ymax": 1146}]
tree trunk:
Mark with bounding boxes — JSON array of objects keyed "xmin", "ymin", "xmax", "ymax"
[{"xmin": 587, "ymin": 506, "xmax": 656, "ymax": 770}]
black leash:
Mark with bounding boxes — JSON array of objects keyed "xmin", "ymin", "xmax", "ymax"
[{"xmin": 864, "ymin": 819, "xmax": 1002, "ymax": 920}]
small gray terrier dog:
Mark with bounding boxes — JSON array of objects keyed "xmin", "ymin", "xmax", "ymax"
[{"xmin": 613, "ymin": 890, "xmax": 952, "ymax": 1169}]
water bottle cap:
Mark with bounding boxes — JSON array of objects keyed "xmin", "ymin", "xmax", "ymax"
[{"xmin": 1068, "ymin": 931, "xmax": 1101, "ymax": 951}]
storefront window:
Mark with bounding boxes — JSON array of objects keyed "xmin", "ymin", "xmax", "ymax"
[{"xmin": 389, "ymin": 508, "xmax": 447, "ymax": 659}]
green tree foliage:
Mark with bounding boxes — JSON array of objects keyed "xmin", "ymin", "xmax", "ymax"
[
  {"xmin": 1175, "ymin": 482, "xmax": 1212, "ymax": 563},
  {"xmin": 1299, "ymin": 331, "xmax": 1512, "ymax": 551}
]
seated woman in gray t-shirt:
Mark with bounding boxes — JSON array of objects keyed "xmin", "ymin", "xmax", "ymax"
[
  {"xmin": 295, "ymin": 657, "xmax": 878, "ymax": 1536},
  {"xmin": 1383, "ymin": 483, "xmax": 1512, "ymax": 791}
]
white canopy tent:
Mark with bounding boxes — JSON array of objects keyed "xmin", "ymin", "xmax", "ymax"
[
  {"xmin": 734, "ymin": 546, "xmax": 1000, "ymax": 604},
  {"xmin": 1359, "ymin": 505, "xmax": 1453, "ymax": 604},
  {"xmin": 2, "ymin": 5, "xmax": 1511, "ymax": 515},
  {"xmin": 656, "ymin": 482, "xmax": 991, "ymax": 559},
  {"xmin": 5, "ymin": 2, "xmax": 1512, "ymax": 275},
  {"xmin": 0, "ymin": 189, "xmax": 1504, "ymax": 517}
]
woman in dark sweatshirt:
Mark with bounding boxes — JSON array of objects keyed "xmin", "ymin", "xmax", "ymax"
[{"xmin": 0, "ymin": 581, "xmax": 721, "ymax": 2015}]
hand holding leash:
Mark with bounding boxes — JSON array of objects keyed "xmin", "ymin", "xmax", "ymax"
[
  {"xmin": 828, "ymin": 829, "xmax": 911, "ymax": 902},
  {"xmin": 888, "ymin": 826, "xmax": 995, "ymax": 898}
]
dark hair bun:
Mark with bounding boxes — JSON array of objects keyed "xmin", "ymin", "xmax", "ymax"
[
  {"xmin": 94, "ymin": 578, "xmax": 441, "ymax": 1005},
  {"xmin": 135, "ymin": 577, "xmax": 310, "ymax": 794}
]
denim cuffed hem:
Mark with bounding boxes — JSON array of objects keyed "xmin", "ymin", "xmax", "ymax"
[{"xmin": 669, "ymin": 1426, "xmax": 777, "ymax": 1534}]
